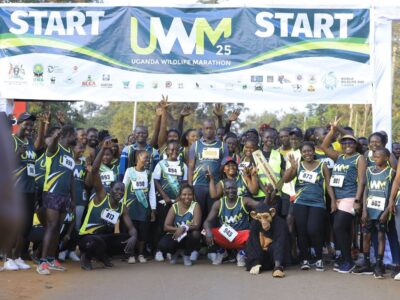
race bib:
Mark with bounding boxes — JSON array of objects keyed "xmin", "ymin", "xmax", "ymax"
[
  {"xmin": 202, "ymin": 148, "xmax": 220, "ymax": 159},
  {"xmin": 330, "ymin": 175, "xmax": 345, "ymax": 187},
  {"xmin": 298, "ymin": 170, "xmax": 317, "ymax": 184},
  {"xmin": 176, "ymin": 231, "xmax": 187, "ymax": 243},
  {"xmin": 367, "ymin": 196, "xmax": 386, "ymax": 211},
  {"xmin": 238, "ymin": 161, "xmax": 250, "ymax": 171},
  {"xmin": 27, "ymin": 163, "xmax": 36, "ymax": 177},
  {"xmin": 61, "ymin": 155, "xmax": 75, "ymax": 170},
  {"xmin": 132, "ymin": 180, "xmax": 148, "ymax": 190},
  {"xmin": 219, "ymin": 223, "xmax": 238, "ymax": 242},
  {"xmin": 166, "ymin": 166, "xmax": 182, "ymax": 176},
  {"xmin": 101, "ymin": 208, "xmax": 120, "ymax": 225},
  {"xmin": 100, "ymin": 171, "xmax": 115, "ymax": 183}
]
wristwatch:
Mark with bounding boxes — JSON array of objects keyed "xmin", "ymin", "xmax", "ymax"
[{"xmin": 354, "ymin": 199, "xmax": 360, "ymax": 204}]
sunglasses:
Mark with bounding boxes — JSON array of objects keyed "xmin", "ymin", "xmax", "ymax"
[{"xmin": 340, "ymin": 140, "xmax": 355, "ymax": 145}]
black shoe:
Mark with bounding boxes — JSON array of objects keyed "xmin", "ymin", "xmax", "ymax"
[
  {"xmin": 352, "ymin": 264, "xmax": 373, "ymax": 275},
  {"xmin": 100, "ymin": 257, "xmax": 114, "ymax": 268},
  {"xmin": 391, "ymin": 266, "xmax": 400, "ymax": 278},
  {"xmin": 80, "ymin": 253, "xmax": 93, "ymax": 271},
  {"xmin": 374, "ymin": 262, "xmax": 384, "ymax": 279}
]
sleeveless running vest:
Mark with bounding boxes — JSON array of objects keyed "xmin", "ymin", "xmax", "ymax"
[
  {"xmin": 43, "ymin": 143, "xmax": 74, "ymax": 197},
  {"xmin": 331, "ymin": 153, "xmax": 360, "ymax": 199},
  {"xmin": 366, "ymin": 166, "xmax": 393, "ymax": 220},
  {"xmin": 73, "ymin": 160, "xmax": 87, "ymax": 206},
  {"xmin": 218, "ymin": 196, "xmax": 249, "ymax": 230},
  {"xmin": 173, "ymin": 201, "xmax": 197, "ymax": 227},
  {"xmin": 79, "ymin": 194, "xmax": 123, "ymax": 235},
  {"xmin": 219, "ymin": 176, "xmax": 249, "ymax": 197},
  {"xmin": 99, "ymin": 163, "xmax": 118, "ymax": 190},
  {"xmin": 193, "ymin": 139, "xmax": 225, "ymax": 186},
  {"xmin": 124, "ymin": 167, "xmax": 151, "ymax": 221},
  {"xmin": 35, "ymin": 153, "xmax": 46, "ymax": 191},
  {"xmin": 294, "ymin": 161, "xmax": 326, "ymax": 208},
  {"xmin": 12, "ymin": 135, "xmax": 36, "ymax": 193},
  {"xmin": 158, "ymin": 159, "xmax": 185, "ymax": 200}
]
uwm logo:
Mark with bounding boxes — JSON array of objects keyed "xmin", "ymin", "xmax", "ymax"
[
  {"xmin": 73, "ymin": 168, "xmax": 85, "ymax": 179},
  {"xmin": 130, "ymin": 17, "xmax": 231, "ymax": 55},
  {"xmin": 223, "ymin": 213, "xmax": 243, "ymax": 224},
  {"xmin": 370, "ymin": 180, "xmax": 386, "ymax": 190},
  {"xmin": 21, "ymin": 150, "xmax": 36, "ymax": 160},
  {"xmin": 333, "ymin": 164, "xmax": 349, "ymax": 173}
]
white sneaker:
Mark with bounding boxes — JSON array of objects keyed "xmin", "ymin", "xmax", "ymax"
[
  {"xmin": 4, "ymin": 259, "xmax": 19, "ymax": 271},
  {"xmin": 128, "ymin": 256, "xmax": 136, "ymax": 264},
  {"xmin": 170, "ymin": 254, "xmax": 178, "ymax": 265},
  {"xmin": 190, "ymin": 251, "xmax": 199, "ymax": 262},
  {"xmin": 58, "ymin": 250, "xmax": 67, "ymax": 262},
  {"xmin": 14, "ymin": 258, "xmax": 31, "ymax": 270},
  {"xmin": 68, "ymin": 251, "xmax": 80, "ymax": 262},
  {"xmin": 236, "ymin": 250, "xmax": 246, "ymax": 267},
  {"xmin": 166, "ymin": 253, "xmax": 172, "ymax": 261},
  {"xmin": 394, "ymin": 272, "xmax": 400, "ymax": 281},
  {"xmin": 208, "ymin": 253, "xmax": 217, "ymax": 262},
  {"xmin": 183, "ymin": 256, "xmax": 193, "ymax": 266},
  {"xmin": 212, "ymin": 250, "xmax": 227, "ymax": 265},
  {"xmin": 155, "ymin": 251, "xmax": 164, "ymax": 262},
  {"xmin": 138, "ymin": 255, "xmax": 147, "ymax": 263}
]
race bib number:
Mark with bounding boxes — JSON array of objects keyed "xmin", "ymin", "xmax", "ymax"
[
  {"xmin": 238, "ymin": 162, "xmax": 250, "ymax": 171},
  {"xmin": 330, "ymin": 175, "xmax": 345, "ymax": 187},
  {"xmin": 101, "ymin": 209, "xmax": 120, "ymax": 225},
  {"xmin": 27, "ymin": 163, "xmax": 36, "ymax": 177},
  {"xmin": 100, "ymin": 171, "xmax": 115, "ymax": 183},
  {"xmin": 298, "ymin": 170, "xmax": 317, "ymax": 184},
  {"xmin": 61, "ymin": 155, "xmax": 75, "ymax": 170},
  {"xmin": 202, "ymin": 148, "xmax": 220, "ymax": 159},
  {"xmin": 367, "ymin": 196, "xmax": 386, "ymax": 211},
  {"xmin": 132, "ymin": 180, "xmax": 148, "ymax": 190},
  {"xmin": 219, "ymin": 223, "xmax": 238, "ymax": 242},
  {"xmin": 166, "ymin": 166, "xmax": 182, "ymax": 176}
]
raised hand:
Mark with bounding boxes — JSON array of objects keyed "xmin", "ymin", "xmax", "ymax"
[
  {"xmin": 56, "ymin": 111, "xmax": 66, "ymax": 125},
  {"xmin": 213, "ymin": 103, "xmax": 224, "ymax": 117},
  {"xmin": 330, "ymin": 116, "xmax": 341, "ymax": 131},
  {"xmin": 228, "ymin": 109, "xmax": 241, "ymax": 122},
  {"xmin": 180, "ymin": 105, "xmax": 193, "ymax": 117}
]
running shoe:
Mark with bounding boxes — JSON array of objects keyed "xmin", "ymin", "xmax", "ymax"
[
  {"xmin": 58, "ymin": 250, "xmax": 67, "ymax": 262},
  {"xmin": 212, "ymin": 249, "xmax": 227, "ymax": 265},
  {"xmin": 354, "ymin": 253, "xmax": 364, "ymax": 266},
  {"xmin": 68, "ymin": 251, "xmax": 80, "ymax": 262},
  {"xmin": 183, "ymin": 256, "xmax": 193, "ymax": 267},
  {"xmin": 128, "ymin": 256, "xmax": 136, "ymax": 264},
  {"xmin": 207, "ymin": 253, "xmax": 216, "ymax": 262},
  {"xmin": 170, "ymin": 253, "xmax": 178, "ymax": 265},
  {"xmin": 374, "ymin": 262, "xmax": 384, "ymax": 279},
  {"xmin": 315, "ymin": 259, "xmax": 325, "ymax": 272},
  {"xmin": 352, "ymin": 264, "xmax": 373, "ymax": 275},
  {"xmin": 36, "ymin": 261, "xmax": 50, "ymax": 275},
  {"xmin": 300, "ymin": 260, "xmax": 311, "ymax": 270},
  {"xmin": 394, "ymin": 272, "xmax": 400, "ymax": 281},
  {"xmin": 14, "ymin": 257, "xmax": 31, "ymax": 270},
  {"xmin": 236, "ymin": 250, "xmax": 246, "ymax": 267},
  {"xmin": 337, "ymin": 262, "xmax": 355, "ymax": 274},
  {"xmin": 391, "ymin": 265, "xmax": 400, "ymax": 278},
  {"xmin": 48, "ymin": 259, "xmax": 66, "ymax": 271},
  {"xmin": 80, "ymin": 253, "xmax": 92, "ymax": 271},
  {"xmin": 100, "ymin": 257, "xmax": 113, "ymax": 268},
  {"xmin": 138, "ymin": 255, "xmax": 147, "ymax": 263},
  {"xmin": 155, "ymin": 251, "xmax": 164, "ymax": 262},
  {"xmin": 190, "ymin": 251, "xmax": 199, "ymax": 262},
  {"xmin": 4, "ymin": 259, "xmax": 19, "ymax": 271}
]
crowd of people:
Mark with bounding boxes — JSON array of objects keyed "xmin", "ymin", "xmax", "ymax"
[{"xmin": 2, "ymin": 96, "xmax": 400, "ymax": 281}]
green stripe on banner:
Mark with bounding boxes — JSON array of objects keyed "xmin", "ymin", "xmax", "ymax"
[
  {"xmin": 220, "ymin": 38, "xmax": 369, "ymax": 72},
  {"xmin": 0, "ymin": 33, "xmax": 145, "ymax": 71}
]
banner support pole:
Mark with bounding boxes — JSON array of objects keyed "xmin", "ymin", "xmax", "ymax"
[{"xmin": 132, "ymin": 101, "xmax": 137, "ymax": 131}]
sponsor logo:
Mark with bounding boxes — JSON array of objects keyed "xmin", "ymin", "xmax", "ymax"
[
  {"xmin": 307, "ymin": 85, "xmax": 315, "ymax": 92},
  {"xmin": 165, "ymin": 81, "xmax": 172, "ymax": 88},
  {"xmin": 292, "ymin": 84, "xmax": 302, "ymax": 92},
  {"xmin": 152, "ymin": 81, "xmax": 158, "ymax": 88},
  {"xmin": 72, "ymin": 65, "xmax": 79, "ymax": 73},
  {"xmin": 33, "ymin": 63, "xmax": 44, "ymax": 84},
  {"xmin": 225, "ymin": 83, "xmax": 234, "ymax": 90},
  {"xmin": 278, "ymin": 75, "xmax": 290, "ymax": 84},
  {"xmin": 178, "ymin": 82, "xmax": 183, "ymax": 89},
  {"xmin": 100, "ymin": 74, "xmax": 112, "ymax": 88},
  {"xmin": 102, "ymin": 74, "xmax": 110, "ymax": 81},
  {"xmin": 195, "ymin": 82, "xmax": 200, "ymax": 89},
  {"xmin": 136, "ymin": 81, "xmax": 144, "ymax": 89},
  {"xmin": 47, "ymin": 65, "xmax": 63, "ymax": 74},
  {"xmin": 251, "ymin": 75, "xmax": 263, "ymax": 83},
  {"xmin": 64, "ymin": 76, "xmax": 74, "ymax": 84},
  {"xmin": 50, "ymin": 76, "xmax": 56, "ymax": 84},
  {"xmin": 296, "ymin": 74, "xmax": 303, "ymax": 81},
  {"xmin": 242, "ymin": 84, "xmax": 248, "ymax": 90},
  {"xmin": 266, "ymin": 75, "xmax": 274, "ymax": 83},
  {"xmin": 254, "ymin": 83, "xmax": 263, "ymax": 91},
  {"xmin": 82, "ymin": 75, "xmax": 96, "ymax": 87},
  {"xmin": 209, "ymin": 84, "xmax": 215, "ymax": 89},
  {"xmin": 8, "ymin": 63, "xmax": 26, "ymax": 80},
  {"xmin": 123, "ymin": 81, "xmax": 130, "ymax": 89},
  {"xmin": 308, "ymin": 75, "xmax": 316, "ymax": 84},
  {"xmin": 322, "ymin": 72, "xmax": 337, "ymax": 90}
]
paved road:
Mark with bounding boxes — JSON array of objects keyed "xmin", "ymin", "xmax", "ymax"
[{"xmin": 1, "ymin": 259, "xmax": 400, "ymax": 300}]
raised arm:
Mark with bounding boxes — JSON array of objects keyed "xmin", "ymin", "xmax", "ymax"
[
  {"xmin": 321, "ymin": 118, "xmax": 341, "ymax": 161},
  {"xmin": 34, "ymin": 111, "xmax": 49, "ymax": 151},
  {"xmin": 225, "ymin": 109, "xmax": 240, "ymax": 134},
  {"xmin": 92, "ymin": 140, "xmax": 113, "ymax": 204},
  {"xmin": 156, "ymin": 95, "xmax": 170, "ymax": 149},
  {"xmin": 213, "ymin": 103, "xmax": 224, "ymax": 129},
  {"xmin": 242, "ymin": 166, "xmax": 259, "ymax": 195},
  {"xmin": 46, "ymin": 128, "xmax": 61, "ymax": 156},
  {"xmin": 178, "ymin": 105, "xmax": 193, "ymax": 138},
  {"xmin": 203, "ymin": 200, "xmax": 221, "ymax": 246},
  {"xmin": 282, "ymin": 154, "xmax": 298, "ymax": 183}
]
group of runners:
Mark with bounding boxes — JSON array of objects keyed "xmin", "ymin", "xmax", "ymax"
[{"xmin": 3, "ymin": 96, "xmax": 400, "ymax": 281}]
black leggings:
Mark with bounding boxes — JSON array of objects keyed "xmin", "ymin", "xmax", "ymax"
[
  {"xmin": 158, "ymin": 231, "xmax": 201, "ymax": 256},
  {"xmin": 333, "ymin": 210, "xmax": 354, "ymax": 264},
  {"xmin": 79, "ymin": 233, "xmax": 132, "ymax": 260},
  {"xmin": 194, "ymin": 185, "xmax": 214, "ymax": 224},
  {"xmin": 293, "ymin": 204, "xmax": 326, "ymax": 261}
]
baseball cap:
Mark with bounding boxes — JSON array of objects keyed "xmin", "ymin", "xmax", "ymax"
[
  {"xmin": 289, "ymin": 127, "xmax": 303, "ymax": 138},
  {"xmin": 17, "ymin": 112, "xmax": 36, "ymax": 124},
  {"xmin": 339, "ymin": 135, "xmax": 357, "ymax": 143},
  {"xmin": 221, "ymin": 156, "xmax": 238, "ymax": 167}
]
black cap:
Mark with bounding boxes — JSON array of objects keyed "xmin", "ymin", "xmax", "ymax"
[
  {"xmin": 17, "ymin": 112, "xmax": 36, "ymax": 124},
  {"xmin": 246, "ymin": 128, "xmax": 258, "ymax": 135},
  {"xmin": 289, "ymin": 127, "xmax": 303, "ymax": 138}
]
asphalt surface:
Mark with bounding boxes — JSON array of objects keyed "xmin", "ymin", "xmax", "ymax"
[{"xmin": 1, "ymin": 258, "xmax": 400, "ymax": 300}]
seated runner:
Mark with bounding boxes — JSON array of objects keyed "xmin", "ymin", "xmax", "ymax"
[
  {"xmin": 203, "ymin": 179, "xmax": 260, "ymax": 266},
  {"xmin": 79, "ymin": 139, "xmax": 137, "ymax": 271},
  {"xmin": 158, "ymin": 184, "xmax": 201, "ymax": 266}
]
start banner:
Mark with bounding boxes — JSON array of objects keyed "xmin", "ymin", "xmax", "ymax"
[{"xmin": 0, "ymin": 5, "xmax": 371, "ymax": 103}]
